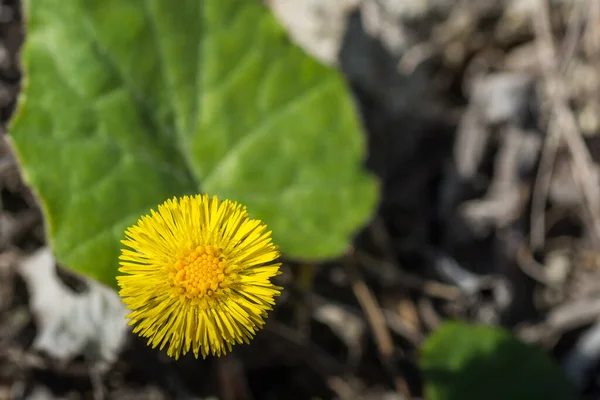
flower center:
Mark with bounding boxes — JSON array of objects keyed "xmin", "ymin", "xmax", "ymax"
[{"xmin": 171, "ymin": 245, "xmax": 235, "ymax": 299}]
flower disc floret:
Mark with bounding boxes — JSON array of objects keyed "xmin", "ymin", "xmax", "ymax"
[{"xmin": 173, "ymin": 245, "xmax": 230, "ymax": 297}]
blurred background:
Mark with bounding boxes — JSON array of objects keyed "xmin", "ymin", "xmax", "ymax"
[{"xmin": 3, "ymin": 0, "xmax": 600, "ymax": 399}]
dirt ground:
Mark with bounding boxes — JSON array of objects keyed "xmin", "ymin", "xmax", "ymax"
[{"xmin": 3, "ymin": 0, "xmax": 600, "ymax": 399}]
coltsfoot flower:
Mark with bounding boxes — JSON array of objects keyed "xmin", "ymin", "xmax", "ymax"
[{"xmin": 117, "ymin": 194, "xmax": 282, "ymax": 359}]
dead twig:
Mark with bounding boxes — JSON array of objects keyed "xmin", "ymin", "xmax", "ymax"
[
  {"xmin": 418, "ymin": 297, "xmax": 443, "ymax": 332},
  {"xmin": 533, "ymin": 0, "xmax": 600, "ymax": 244},
  {"xmin": 530, "ymin": 122, "xmax": 561, "ymax": 250},
  {"xmin": 345, "ymin": 254, "xmax": 411, "ymax": 398},
  {"xmin": 327, "ymin": 376, "xmax": 359, "ymax": 400},
  {"xmin": 559, "ymin": 0, "xmax": 586, "ymax": 74},
  {"xmin": 584, "ymin": 0, "xmax": 600, "ymax": 64},
  {"xmin": 366, "ymin": 218, "xmax": 467, "ymax": 349},
  {"xmin": 310, "ymin": 292, "xmax": 423, "ymax": 346},
  {"xmin": 548, "ymin": 296, "xmax": 600, "ymax": 330},
  {"xmin": 517, "ymin": 240, "xmax": 556, "ymax": 285},
  {"xmin": 355, "ymin": 250, "xmax": 461, "ymax": 301}
]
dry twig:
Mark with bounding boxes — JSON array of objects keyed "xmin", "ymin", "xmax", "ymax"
[
  {"xmin": 532, "ymin": 0, "xmax": 600, "ymax": 245},
  {"xmin": 559, "ymin": 0, "xmax": 586, "ymax": 73},
  {"xmin": 530, "ymin": 121, "xmax": 562, "ymax": 250},
  {"xmin": 355, "ymin": 251, "xmax": 461, "ymax": 301},
  {"xmin": 585, "ymin": 0, "xmax": 600, "ymax": 63},
  {"xmin": 345, "ymin": 254, "xmax": 411, "ymax": 398}
]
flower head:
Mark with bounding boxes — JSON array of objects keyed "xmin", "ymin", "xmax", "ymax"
[{"xmin": 117, "ymin": 194, "xmax": 282, "ymax": 359}]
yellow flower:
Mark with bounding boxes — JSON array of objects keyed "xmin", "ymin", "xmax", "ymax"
[{"xmin": 117, "ymin": 194, "xmax": 282, "ymax": 359}]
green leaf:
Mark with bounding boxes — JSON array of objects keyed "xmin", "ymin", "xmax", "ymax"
[
  {"xmin": 10, "ymin": 0, "xmax": 378, "ymax": 287},
  {"xmin": 420, "ymin": 322, "xmax": 577, "ymax": 400}
]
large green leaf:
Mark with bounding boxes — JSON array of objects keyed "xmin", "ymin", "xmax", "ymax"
[
  {"xmin": 420, "ymin": 322, "xmax": 577, "ymax": 400},
  {"xmin": 9, "ymin": 0, "xmax": 378, "ymax": 287}
]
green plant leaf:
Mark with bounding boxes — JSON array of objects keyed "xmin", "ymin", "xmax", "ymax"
[
  {"xmin": 9, "ymin": 0, "xmax": 378, "ymax": 287},
  {"xmin": 420, "ymin": 322, "xmax": 577, "ymax": 400}
]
